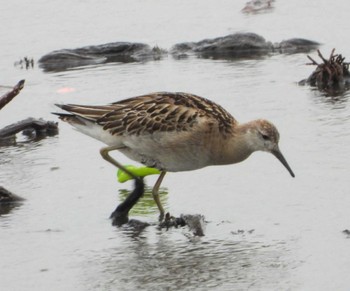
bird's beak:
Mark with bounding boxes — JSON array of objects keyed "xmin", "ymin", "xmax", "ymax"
[{"xmin": 271, "ymin": 147, "xmax": 295, "ymax": 177}]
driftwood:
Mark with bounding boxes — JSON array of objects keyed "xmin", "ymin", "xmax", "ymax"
[
  {"xmin": 0, "ymin": 80, "xmax": 25, "ymax": 110},
  {"xmin": 0, "ymin": 81, "xmax": 27, "ymax": 204},
  {"xmin": 0, "ymin": 80, "xmax": 59, "ymax": 144},
  {"xmin": 299, "ymin": 49, "xmax": 350, "ymax": 93},
  {"xmin": 0, "ymin": 117, "xmax": 58, "ymax": 141},
  {"xmin": 0, "ymin": 80, "xmax": 58, "ymax": 204}
]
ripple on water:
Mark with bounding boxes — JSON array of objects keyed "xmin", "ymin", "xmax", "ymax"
[{"xmin": 80, "ymin": 226, "xmax": 300, "ymax": 291}]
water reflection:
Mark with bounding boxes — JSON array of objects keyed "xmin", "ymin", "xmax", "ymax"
[
  {"xmin": 310, "ymin": 89, "xmax": 350, "ymax": 106},
  {"xmin": 82, "ymin": 229, "xmax": 297, "ymax": 290},
  {"xmin": 307, "ymin": 86, "xmax": 350, "ymax": 100},
  {"xmin": 0, "ymin": 141, "xmax": 50, "ymax": 216},
  {"xmin": 0, "ymin": 138, "xmax": 53, "ymax": 170},
  {"xmin": 118, "ymin": 186, "xmax": 169, "ymax": 217},
  {"xmin": 0, "ymin": 137, "xmax": 58, "ymax": 206}
]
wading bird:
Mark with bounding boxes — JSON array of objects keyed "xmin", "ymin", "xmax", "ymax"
[{"xmin": 55, "ymin": 92, "xmax": 295, "ymax": 224}]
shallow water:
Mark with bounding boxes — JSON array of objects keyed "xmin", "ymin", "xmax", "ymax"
[{"xmin": 1, "ymin": 1, "xmax": 350, "ymax": 290}]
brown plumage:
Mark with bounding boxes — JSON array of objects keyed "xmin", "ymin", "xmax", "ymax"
[{"xmin": 57, "ymin": 92, "xmax": 236, "ymax": 137}]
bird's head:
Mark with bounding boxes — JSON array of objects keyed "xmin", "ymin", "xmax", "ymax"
[{"xmin": 245, "ymin": 119, "xmax": 295, "ymax": 177}]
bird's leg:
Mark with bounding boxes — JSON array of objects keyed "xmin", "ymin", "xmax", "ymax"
[
  {"xmin": 152, "ymin": 171, "xmax": 166, "ymax": 221},
  {"xmin": 100, "ymin": 146, "xmax": 144, "ymax": 226},
  {"xmin": 100, "ymin": 146, "xmax": 139, "ymax": 179}
]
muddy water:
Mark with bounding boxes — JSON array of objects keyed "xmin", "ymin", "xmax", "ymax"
[{"xmin": 1, "ymin": 0, "xmax": 350, "ymax": 290}]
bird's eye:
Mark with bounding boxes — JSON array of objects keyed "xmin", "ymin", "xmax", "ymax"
[{"xmin": 261, "ymin": 134, "xmax": 269, "ymax": 140}]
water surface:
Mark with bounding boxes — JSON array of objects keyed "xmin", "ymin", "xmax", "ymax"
[{"xmin": 1, "ymin": 1, "xmax": 350, "ymax": 290}]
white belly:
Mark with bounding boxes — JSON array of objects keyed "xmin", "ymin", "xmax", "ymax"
[
  {"xmin": 72, "ymin": 121, "xmax": 212, "ymax": 172},
  {"xmin": 120, "ymin": 131, "xmax": 211, "ymax": 172}
]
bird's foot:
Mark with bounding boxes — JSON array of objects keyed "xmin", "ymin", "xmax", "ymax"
[
  {"xmin": 158, "ymin": 212, "xmax": 186, "ymax": 230},
  {"xmin": 158, "ymin": 211, "xmax": 165, "ymax": 222}
]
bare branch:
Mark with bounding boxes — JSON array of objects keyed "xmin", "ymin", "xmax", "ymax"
[
  {"xmin": 0, "ymin": 80, "xmax": 25, "ymax": 111},
  {"xmin": 307, "ymin": 55, "xmax": 318, "ymax": 65}
]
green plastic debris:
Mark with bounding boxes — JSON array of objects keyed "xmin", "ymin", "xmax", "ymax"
[{"xmin": 117, "ymin": 165, "xmax": 161, "ymax": 183}]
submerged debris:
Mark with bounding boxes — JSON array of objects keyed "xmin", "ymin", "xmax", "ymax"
[
  {"xmin": 0, "ymin": 118, "xmax": 58, "ymax": 145},
  {"xmin": 242, "ymin": 0, "xmax": 274, "ymax": 14},
  {"xmin": 299, "ymin": 49, "xmax": 350, "ymax": 94},
  {"xmin": 158, "ymin": 213, "xmax": 206, "ymax": 236},
  {"xmin": 0, "ymin": 187, "xmax": 24, "ymax": 215},
  {"xmin": 342, "ymin": 229, "xmax": 350, "ymax": 238},
  {"xmin": 231, "ymin": 229, "xmax": 255, "ymax": 235},
  {"xmin": 111, "ymin": 180, "xmax": 205, "ymax": 235},
  {"xmin": 113, "ymin": 211, "xmax": 206, "ymax": 236},
  {"xmin": 0, "ymin": 187, "xmax": 24, "ymax": 204},
  {"xmin": 14, "ymin": 57, "xmax": 34, "ymax": 69}
]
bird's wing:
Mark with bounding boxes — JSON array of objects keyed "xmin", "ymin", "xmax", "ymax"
[
  {"xmin": 57, "ymin": 92, "xmax": 237, "ymax": 136},
  {"xmin": 102, "ymin": 92, "xmax": 237, "ymax": 136}
]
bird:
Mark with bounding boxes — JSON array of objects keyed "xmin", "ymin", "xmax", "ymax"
[{"xmin": 54, "ymin": 92, "xmax": 295, "ymax": 224}]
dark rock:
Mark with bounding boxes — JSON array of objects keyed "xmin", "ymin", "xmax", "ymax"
[
  {"xmin": 343, "ymin": 229, "xmax": 350, "ymax": 237},
  {"xmin": 181, "ymin": 214, "xmax": 206, "ymax": 236},
  {"xmin": 0, "ymin": 186, "xmax": 24, "ymax": 203},
  {"xmin": 171, "ymin": 32, "xmax": 273, "ymax": 59},
  {"xmin": 0, "ymin": 187, "xmax": 24, "ymax": 216},
  {"xmin": 171, "ymin": 33, "xmax": 320, "ymax": 59},
  {"xmin": 39, "ymin": 33, "xmax": 320, "ymax": 71},
  {"xmin": 38, "ymin": 33, "xmax": 320, "ymax": 71},
  {"xmin": 39, "ymin": 42, "xmax": 167, "ymax": 72},
  {"xmin": 274, "ymin": 38, "xmax": 321, "ymax": 53},
  {"xmin": 242, "ymin": 0, "xmax": 274, "ymax": 13}
]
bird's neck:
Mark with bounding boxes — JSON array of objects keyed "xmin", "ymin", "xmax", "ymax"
[{"xmin": 212, "ymin": 121, "xmax": 257, "ymax": 165}]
